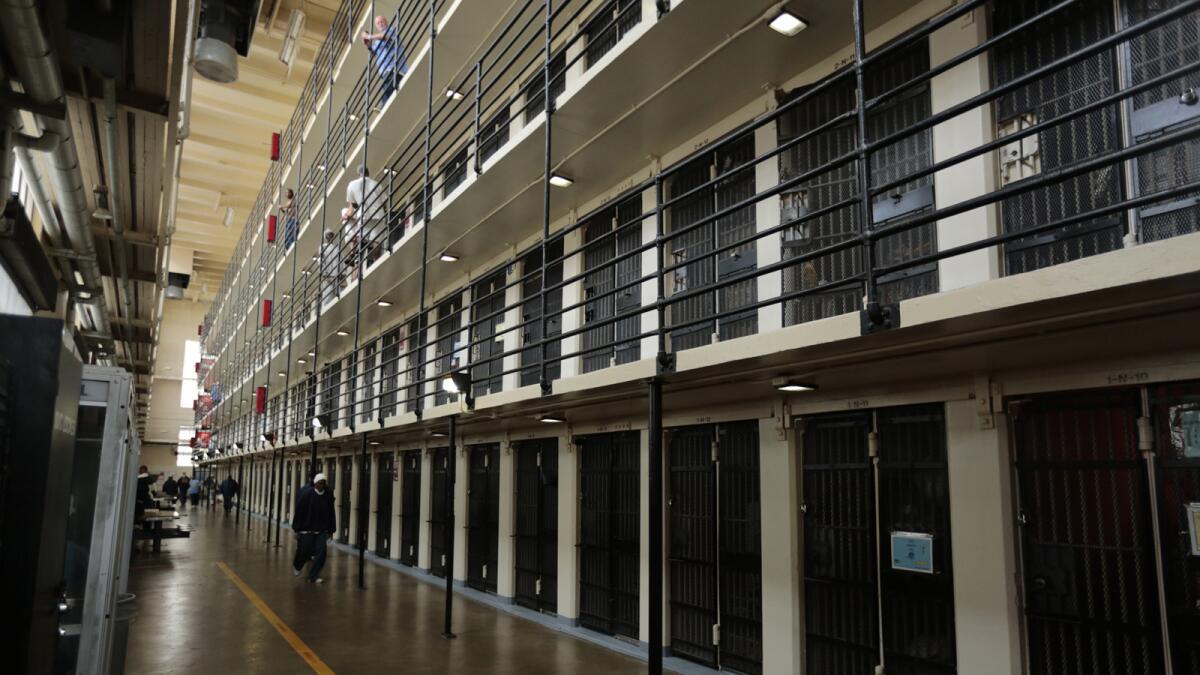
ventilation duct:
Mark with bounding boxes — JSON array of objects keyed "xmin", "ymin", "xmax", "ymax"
[
  {"xmin": 193, "ymin": 0, "xmax": 260, "ymax": 83},
  {"xmin": 166, "ymin": 247, "xmax": 194, "ymax": 299}
]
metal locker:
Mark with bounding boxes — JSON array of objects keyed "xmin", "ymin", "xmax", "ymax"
[
  {"xmin": 467, "ymin": 444, "xmax": 500, "ymax": 593},
  {"xmin": 399, "ymin": 449, "xmax": 422, "ymax": 567},
  {"xmin": 429, "ymin": 447, "xmax": 449, "ymax": 578},
  {"xmin": 578, "ymin": 431, "xmax": 640, "ymax": 639},
  {"xmin": 515, "ymin": 438, "xmax": 559, "ymax": 612},
  {"xmin": 375, "ymin": 452, "xmax": 394, "ymax": 557}
]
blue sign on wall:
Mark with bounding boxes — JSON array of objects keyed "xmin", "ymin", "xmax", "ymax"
[{"xmin": 891, "ymin": 531, "xmax": 934, "ymax": 574}]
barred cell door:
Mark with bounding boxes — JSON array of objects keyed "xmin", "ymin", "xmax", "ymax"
[
  {"xmin": 339, "ymin": 456, "xmax": 352, "ymax": 543},
  {"xmin": 1012, "ymin": 384, "xmax": 1200, "ymax": 675},
  {"xmin": 801, "ymin": 404, "xmax": 957, "ymax": 675},
  {"xmin": 470, "ymin": 271, "xmax": 506, "ymax": 398},
  {"xmin": 358, "ymin": 455, "xmax": 372, "ymax": 549},
  {"xmin": 399, "ymin": 450, "xmax": 421, "ymax": 567},
  {"xmin": 578, "ymin": 431, "xmax": 640, "ymax": 639},
  {"xmin": 375, "ymin": 453, "xmax": 394, "ymax": 557},
  {"xmin": 429, "ymin": 447, "xmax": 449, "ymax": 578},
  {"xmin": 668, "ymin": 422, "xmax": 763, "ymax": 673},
  {"xmin": 514, "ymin": 438, "xmax": 558, "ymax": 613},
  {"xmin": 467, "ymin": 443, "xmax": 500, "ymax": 592},
  {"xmin": 284, "ymin": 462, "xmax": 293, "ymax": 523}
]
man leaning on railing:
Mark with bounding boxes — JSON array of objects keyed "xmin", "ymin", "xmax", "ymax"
[{"xmin": 362, "ymin": 15, "xmax": 408, "ymax": 104}]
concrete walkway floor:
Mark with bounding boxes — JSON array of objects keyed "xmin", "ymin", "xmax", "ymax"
[{"xmin": 126, "ymin": 506, "xmax": 646, "ymax": 674}]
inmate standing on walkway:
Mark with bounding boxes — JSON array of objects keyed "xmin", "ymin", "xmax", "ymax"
[{"xmin": 292, "ymin": 473, "xmax": 336, "ymax": 584}]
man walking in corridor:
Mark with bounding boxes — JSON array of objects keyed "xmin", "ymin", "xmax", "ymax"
[{"xmin": 292, "ymin": 473, "xmax": 336, "ymax": 584}]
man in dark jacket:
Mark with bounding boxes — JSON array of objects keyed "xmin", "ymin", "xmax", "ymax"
[
  {"xmin": 163, "ymin": 475, "xmax": 178, "ymax": 503},
  {"xmin": 292, "ymin": 473, "xmax": 336, "ymax": 584},
  {"xmin": 219, "ymin": 476, "xmax": 238, "ymax": 514}
]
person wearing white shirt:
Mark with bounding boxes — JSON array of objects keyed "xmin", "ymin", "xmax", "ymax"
[{"xmin": 345, "ymin": 164, "xmax": 382, "ymax": 266}]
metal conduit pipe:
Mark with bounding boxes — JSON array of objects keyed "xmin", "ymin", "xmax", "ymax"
[
  {"xmin": 0, "ymin": 0, "xmax": 113, "ymax": 341},
  {"xmin": 102, "ymin": 78, "xmax": 137, "ymax": 349},
  {"xmin": 13, "ymin": 147, "xmax": 79, "ymax": 287}
]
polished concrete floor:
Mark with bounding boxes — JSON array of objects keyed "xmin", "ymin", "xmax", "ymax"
[{"xmin": 126, "ymin": 504, "xmax": 646, "ymax": 674}]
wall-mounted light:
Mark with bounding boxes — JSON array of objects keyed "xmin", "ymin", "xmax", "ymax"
[
  {"xmin": 297, "ymin": 358, "xmax": 307, "ymax": 364},
  {"xmin": 312, "ymin": 414, "xmax": 329, "ymax": 430},
  {"xmin": 773, "ymin": 377, "xmax": 817, "ymax": 393},
  {"xmin": 336, "ymin": 329, "xmax": 350, "ymax": 336},
  {"xmin": 445, "ymin": 89, "xmax": 464, "ymax": 101},
  {"xmin": 377, "ymin": 299, "xmax": 392, "ymax": 307},
  {"xmin": 277, "ymin": 371, "xmax": 287, "ymax": 377},
  {"xmin": 439, "ymin": 252, "xmax": 459, "ymax": 263},
  {"xmin": 441, "ymin": 371, "xmax": 471, "ymax": 394},
  {"xmin": 768, "ymin": 9, "xmax": 807, "ymax": 36},
  {"xmin": 549, "ymin": 174, "xmax": 573, "ymax": 188}
]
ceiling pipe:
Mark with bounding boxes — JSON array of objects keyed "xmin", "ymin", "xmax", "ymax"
[
  {"xmin": 11, "ymin": 130, "xmax": 61, "ymax": 153},
  {"xmin": 13, "ymin": 147, "xmax": 80, "ymax": 292},
  {"xmin": 0, "ymin": 0, "xmax": 114, "ymax": 346},
  {"xmin": 101, "ymin": 77, "xmax": 138, "ymax": 367}
]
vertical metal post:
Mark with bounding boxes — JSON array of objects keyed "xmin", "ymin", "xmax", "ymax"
[
  {"xmin": 414, "ymin": 0, "xmax": 437, "ymax": 419},
  {"xmin": 654, "ymin": 176, "xmax": 667, "ymax": 366},
  {"xmin": 358, "ymin": 433, "xmax": 368, "ymax": 589},
  {"xmin": 236, "ymin": 458, "xmax": 244, "ymax": 525},
  {"xmin": 851, "ymin": 0, "xmax": 880, "ymax": 315},
  {"xmin": 247, "ymin": 457, "xmax": 253, "ymax": 531},
  {"xmin": 473, "ymin": 61, "xmax": 482, "ymax": 174},
  {"xmin": 273, "ymin": 446, "xmax": 283, "ymax": 547},
  {"xmin": 1140, "ymin": 387, "xmax": 1174, "ymax": 674},
  {"xmin": 648, "ymin": 378, "xmax": 663, "ymax": 674},
  {"xmin": 538, "ymin": 0, "xmax": 553, "ymax": 395},
  {"xmin": 442, "ymin": 414, "xmax": 457, "ymax": 639},
  {"xmin": 265, "ymin": 447, "xmax": 277, "ymax": 542}
]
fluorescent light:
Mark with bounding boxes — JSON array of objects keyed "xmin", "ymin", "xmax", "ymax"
[
  {"xmin": 439, "ymin": 252, "xmax": 459, "ymax": 263},
  {"xmin": 317, "ymin": 164, "xmax": 325, "ymax": 171},
  {"xmin": 369, "ymin": 441, "xmax": 381, "ymax": 446},
  {"xmin": 430, "ymin": 430, "xmax": 448, "ymax": 437},
  {"xmin": 223, "ymin": 206, "xmax": 235, "ymax": 227},
  {"xmin": 539, "ymin": 414, "xmax": 565, "ymax": 424},
  {"xmin": 445, "ymin": 89, "xmax": 464, "ymax": 101},
  {"xmin": 297, "ymin": 358, "xmax": 307, "ymax": 364},
  {"xmin": 549, "ymin": 174, "xmax": 573, "ymax": 188},
  {"xmin": 336, "ymin": 329, "xmax": 349, "ymax": 336},
  {"xmin": 73, "ymin": 270, "xmax": 85, "ymax": 286},
  {"xmin": 768, "ymin": 9, "xmax": 807, "ymax": 36},
  {"xmin": 348, "ymin": 114, "xmax": 357, "ymax": 121},
  {"xmin": 377, "ymin": 299, "xmax": 392, "ymax": 307},
  {"xmin": 77, "ymin": 291, "xmax": 92, "ymax": 300},
  {"xmin": 278, "ymin": 371, "xmax": 286, "ymax": 377},
  {"xmin": 308, "ymin": 351, "xmax": 315, "ymax": 356},
  {"xmin": 773, "ymin": 377, "xmax": 817, "ymax": 393}
]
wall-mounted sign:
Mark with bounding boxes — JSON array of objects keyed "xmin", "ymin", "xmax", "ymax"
[
  {"xmin": 1187, "ymin": 503, "xmax": 1200, "ymax": 557},
  {"xmin": 1181, "ymin": 409, "xmax": 1200, "ymax": 458},
  {"xmin": 891, "ymin": 531, "xmax": 934, "ymax": 574}
]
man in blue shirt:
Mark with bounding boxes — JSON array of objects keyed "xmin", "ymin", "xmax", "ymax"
[{"xmin": 362, "ymin": 15, "xmax": 408, "ymax": 104}]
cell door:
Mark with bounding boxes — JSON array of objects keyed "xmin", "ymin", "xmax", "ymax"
[
  {"xmin": 399, "ymin": 450, "xmax": 422, "ymax": 567},
  {"xmin": 802, "ymin": 404, "xmax": 956, "ymax": 675},
  {"xmin": 578, "ymin": 431, "xmax": 640, "ymax": 639},
  {"xmin": 667, "ymin": 422, "xmax": 763, "ymax": 673},
  {"xmin": 519, "ymin": 239, "xmax": 564, "ymax": 387},
  {"xmin": 284, "ymin": 462, "xmax": 293, "ymax": 523},
  {"xmin": 580, "ymin": 197, "xmax": 642, "ymax": 374},
  {"xmin": 1011, "ymin": 386, "xmax": 1200, "ymax": 675},
  {"xmin": 339, "ymin": 457, "xmax": 352, "ymax": 543},
  {"xmin": 358, "ymin": 455, "xmax": 371, "ymax": 549},
  {"xmin": 429, "ymin": 447, "xmax": 449, "ymax": 578},
  {"xmin": 515, "ymin": 438, "xmax": 559, "ymax": 613},
  {"xmin": 467, "ymin": 444, "xmax": 500, "ymax": 593},
  {"xmin": 375, "ymin": 453, "xmax": 394, "ymax": 557}
]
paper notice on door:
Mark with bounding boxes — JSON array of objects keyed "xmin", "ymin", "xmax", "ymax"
[{"xmin": 891, "ymin": 531, "xmax": 934, "ymax": 574}]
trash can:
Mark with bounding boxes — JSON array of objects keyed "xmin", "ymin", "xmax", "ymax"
[{"xmin": 107, "ymin": 593, "xmax": 137, "ymax": 674}]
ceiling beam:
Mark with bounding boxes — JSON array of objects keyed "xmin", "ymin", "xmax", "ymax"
[{"xmin": 92, "ymin": 226, "xmax": 158, "ymax": 247}]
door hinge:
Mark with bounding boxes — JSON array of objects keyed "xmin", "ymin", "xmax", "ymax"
[
  {"xmin": 535, "ymin": 577, "xmax": 542, "ymax": 596},
  {"xmin": 482, "ymin": 564, "xmax": 488, "ymax": 579},
  {"xmin": 711, "ymin": 438, "xmax": 719, "ymax": 463},
  {"xmin": 1137, "ymin": 416, "xmax": 1154, "ymax": 455},
  {"xmin": 536, "ymin": 450, "xmax": 542, "ymax": 467},
  {"xmin": 867, "ymin": 431, "xmax": 878, "ymax": 458},
  {"xmin": 711, "ymin": 623, "xmax": 721, "ymax": 646}
]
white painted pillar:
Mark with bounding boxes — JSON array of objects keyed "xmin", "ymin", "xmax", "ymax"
[
  {"xmin": 639, "ymin": 185, "xmax": 659, "ymax": 359},
  {"xmin": 453, "ymin": 444, "xmax": 469, "ymax": 582},
  {"xmin": 638, "ymin": 428, "xmax": 651, "ymax": 643},
  {"xmin": 557, "ymin": 431, "xmax": 579, "ymax": 618},
  {"xmin": 349, "ymin": 455, "xmax": 361, "ymax": 542},
  {"xmin": 367, "ymin": 452, "xmax": 379, "ymax": 550},
  {"xmin": 759, "ymin": 416, "xmax": 801, "ymax": 673},
  {"xmin": 754, "ymin": 119, "xmax": 783, "ymax": 333},
  {"xmin": 390, "ymin": 451, "xmax": 402, "ymax": 559},
  {"xmin": 497, "ymin": 440, "xmax": 517, "ymax": 599},
  {"xmin": 559, "ymin": 226, "xmax": 584, "ymax": 379},
  {"xmin": 930, "ymin": 9, "xmax": 1000, "ymax": 290},
  {"xmin": 418, "ymin": 445, "xmax": 434, "ymax": 569},
  {"xmin": 945, "ymin": 399, "xmax": 1021, "ymax": 675},
  {"xmin": 501, "ymin": 260, "xmax": 523, "ymax": 392}
]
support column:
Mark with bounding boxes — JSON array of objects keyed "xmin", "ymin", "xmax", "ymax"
[
  {"xmin": 754, "ymin": 118, "xmax": 783, "ymax": 333},
  {"xmin": 945, "ymin": 399, "xmax": 1021, "ymax": 675},
  {"xmin": 453, "ymin": 443, "xmax": 468, "ymax": 582},
  {"xmin": 390, "ymin": 450, "xmax": 402, "ymax": 560},
  {"xmin": 419, "ymin": 445, "xmax": 433, "ymax": 569},
  {"xmin": 639, "ymin": 186, "xmax": 659, "ymax": 358},
  {"xmin": 559, "ymin": 226, "xmax": 584, "ymax": 379},
  {"xmin": 638, "ymin": 427, "xmax": 650, "ymax": 643},
  {"xmin": 930, "ymin": 9, "xmax": 1000, "ymax": 290},
  {"xmin": 759, "ymin": 416, "xmax": 801, "ymax": 673},
  {"xmin": 556, "ymin": 431, "xmax": 579, "ymax": 619},
  {"xmin": 501, "ymin": 262, "xmax": 523, "ymax": 392},
  {"xmin": 496, "ymin": 440, "xmax": 516, "ymax": 599},
  {"xmin": 367, "ymin": 451, "xmax": 380, "ymax": 553},
  {"xmin": 349, "ymin": 455, "xmax": 361, "ymax": 543}
]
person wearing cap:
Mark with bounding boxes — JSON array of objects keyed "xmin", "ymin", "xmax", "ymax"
[{"xmin": 292, "ymin": 472, "xmax": 337, "ymax": 584}]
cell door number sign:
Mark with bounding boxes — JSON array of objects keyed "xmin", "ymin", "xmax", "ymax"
[{"xmin": 891, "ymin": 531, "xmax": 934, "ymax": 574}]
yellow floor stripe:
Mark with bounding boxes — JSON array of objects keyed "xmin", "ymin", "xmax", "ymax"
[{"xmin": 216, "ymin": 561, "xmax": 335, "ymax": 675}]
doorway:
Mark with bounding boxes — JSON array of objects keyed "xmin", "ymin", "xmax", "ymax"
[
  {"xmin": 578, "ymin": 431, "xmax": 640, "ymax": 639},
  {"xmin": 515, "ymin": 438, "xmax": 558, "ymax": 612},
  {"xmin": 467, "ymin": 443, "xmax": 500, "ymax": 593},
  {"xmin": 399, "ymin": 449, "xmax": 421, "ymax": 567}
]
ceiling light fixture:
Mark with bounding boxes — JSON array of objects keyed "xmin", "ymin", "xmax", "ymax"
[
  {"xmin": 548, "ymin": 174, "xmax": 573, "ymax": 188},
  {"xmin": 439, "ymin": 252, "xmax": 459, "ymax": 263},
  {"xmin": 773, "ymin": 377, "xmax": 817, "ymax": 393},
  {"xmin": 297, "ymin": 358, "xmax": 307, "ymax": 364},
  {"xmin": 538, "ymin": 414, "xmax": 565, "ymax": 424},
  {"xmin": 278, "ymin": 371, "xmax": 286, "ymax": 377},
  {"xmin": 768, "ymin": 9, "xmax": 807, "ymax": 36},
  {"xmin": 445, "ymin": 88, "xmax": 464, "ymax": 101},
  {"xmin": 223, "ymin": 206, "xmax": 235, "ymax": 227},
  {"xmin": 336, "ymin": 329, "xmax": 349, "ymax": 336},
  {"xmin": 377, "ymin": 299, "xmax": 392, "ymax": 307},
  {"xmin": 369, "ymin": 441, "xmax": 381, "ymax": 446}
]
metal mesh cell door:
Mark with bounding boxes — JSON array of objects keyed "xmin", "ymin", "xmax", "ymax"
[
  {"xmin": 1010, "ymin": 389, "xmax": 1162, "ymax": 675},
  {"xmin": 801, "ymin": 405, "xmax": 956, "ymax": 675},
  {"xmin": 284, "ymin": 461, "xmax": 294, "ymax": 523},
  {"xmin": 520, "ymin": 239, "xmax": 564, "ymax": 387},
  {"xmin": 1151, "ymin": 381, "xmax": 1200, "ymax": 673},
  {"xmin": 470, "ymin": 270, "xmax": 506, "ymax": 398},
  {"xmin": 379, "ymin": 327, "xmax": 400, "ymax": 418},
  {"xmin": 1124, "ymin": 0, "xmax": 1200, "ymax": 243},
  {"xmin": 467, "ymin": 443, "xmax": 500, "ymax": 592},
  {"xmin": 992, "ymin": 0, "xmax": 1125, "ymax": 274},
  {"xmin": 429, "ymin": 447, "xmax": 449, "ymax": 578},
  {"xmin": 339, "ymin": 456, "xmax": 352, "ymax": 542},
  {"xmin": 877, "ymin": 405, "xmax": 956, "ymax": 675},
  {"xmin": 666, "ymin": 133, "xmax": 758, "ymax": 352},
  {"xmin": 375, "ymin": 452, "xmax": 394, "ymax": 557},
  {"xmin": 514, "ymin": 438, "xmax": 559, "ymax": 613},
  {"xmin": 581, "ymin": 197, "xmax": 643, "ymax": 374},
  {"xmin": 434, "ymin": 292, "xmax": 464, "ymax": 406},
  {"xmin": 399, "ymin": 450, "xmax": 421, "ymax": 566},
  {"xmin": 578, "ymin": 431, "xmax": 640, "ymax": 639},
  {"xmin": 358, "ymin": 454, "xmax": 372, "ymax": 549},
  {"xmin": 403, "ymin": 315, "xmax": 427, "ymax": 413},
  {"xmin": 668, "ymin": 422, "xmax": 763, "ymax": 673}
]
